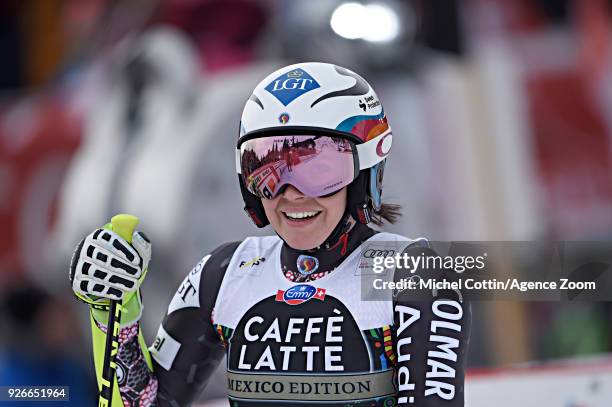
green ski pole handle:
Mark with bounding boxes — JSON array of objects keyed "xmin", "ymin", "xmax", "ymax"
[{"xmin": 98, "ymin": 214, "xmax": 139, "ymax": 407}]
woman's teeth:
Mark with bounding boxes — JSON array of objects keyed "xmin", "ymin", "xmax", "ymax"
[{"xmin": 284, "ymin": 211, "xmax": 320, "ymax": 220}]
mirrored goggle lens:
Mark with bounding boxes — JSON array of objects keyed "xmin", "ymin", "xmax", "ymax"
[{"xmin": 240, "ymin": 135, "xmax": 356, "ymax": 198}]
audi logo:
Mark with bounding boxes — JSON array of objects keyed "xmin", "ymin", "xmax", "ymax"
[{"xmin": 363, "ymin": 249, "xmax": 395, "ymax": 258}]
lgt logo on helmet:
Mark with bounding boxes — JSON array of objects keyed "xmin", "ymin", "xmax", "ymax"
[
  {"xmin": 275, "ymin": 284, "xmax": 326, "ymax": 305},
  {"xmin": 265, "ymin": 68, "xmax": 321, "ymax": 106}
]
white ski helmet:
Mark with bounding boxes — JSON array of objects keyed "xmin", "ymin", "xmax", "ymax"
[{"xmin": 237, "ymin": 62, "xmax": 392, "ymax": 227}]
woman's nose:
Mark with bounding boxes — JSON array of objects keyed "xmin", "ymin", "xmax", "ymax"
[{"xmin": 282, "ymin": 184, "xmax": 305, "ymax": 200}]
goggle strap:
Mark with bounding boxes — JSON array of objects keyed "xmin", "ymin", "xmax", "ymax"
[
  {"xmin": 236, "ymin": 149, "xmax": 242, "ymax": 174},
  {"xmin": 357, "ymin": 131, "xmax": 393, "ymax": 170}
]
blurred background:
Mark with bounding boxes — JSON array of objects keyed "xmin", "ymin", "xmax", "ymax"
[{"xmin": 0, "ymin": 0, "xmax": 611, "ymax": 405}]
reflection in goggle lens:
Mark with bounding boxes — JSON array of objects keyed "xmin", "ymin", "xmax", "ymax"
[{"xmin": 241, "ymin": 135, "xmax": 355, "ymax": 198}]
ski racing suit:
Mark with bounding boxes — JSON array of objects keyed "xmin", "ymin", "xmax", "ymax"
[{"xmin": 91, "ymin": 220, "xmax": 471, "ymax": 406}]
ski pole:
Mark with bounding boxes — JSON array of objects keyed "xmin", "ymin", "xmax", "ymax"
[{"xmin": 98, "ymin": 214, "xmax": 139, "ymax": 407}]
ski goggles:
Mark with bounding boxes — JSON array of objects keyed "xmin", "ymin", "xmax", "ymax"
[{"xmin": 236, "ymin": 131, "xmax": 392, "ymax": 199}]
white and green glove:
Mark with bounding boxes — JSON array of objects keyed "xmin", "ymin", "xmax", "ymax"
[{"xmin": 69, "ymin": 222, "xmax": 151, "ymax": 326}]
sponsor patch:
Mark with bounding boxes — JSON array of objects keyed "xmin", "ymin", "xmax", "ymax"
[
  {"xmin": 167, "ymin": 254, "xmax": 209, "ymax": 314},
  {"xmin": 226, "ymin": 370, "xmax": 395, "ymax": 401},
  {"xmin": 150, "ymin": 326, "xmax": 181, "ymax": 371},
  {"xmin": 275, "ymin": 284, "xmax": 326, "ymax": 305},
  {"xmin": 239, "ymin": 256, "xmax": 266, "ymax": 270},
  {"xmin": 279, "ymin": 112, "xmax": 290, "ymax": 124},
  {"xmin": 115, "ymin": 362, "xmax": 126, "ymax": 385},
  {"xmin": 376, "ymin": 133, "xmax": 392, "ymax": 157},
  {"xmin": 297, "ymin": 254, "xmax": 319, "ymax": 276},
  {"xmin": 359, "ymin": 99, "xmax": 367, "ymax": 112},
  {"xmin": 362, "ymin": 95, "xmax": 380, "ymax": 110},
  {"xmin": 265, "ymin": 68, "xmax": 320, "ymax": 106}
]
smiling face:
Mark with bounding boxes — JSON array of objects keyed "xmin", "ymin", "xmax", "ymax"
[{"xmin": 261, "ymin": 186, "xmax": 347, "ymax": 250}]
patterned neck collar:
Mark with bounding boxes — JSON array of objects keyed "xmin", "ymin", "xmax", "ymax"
[{"xmin": 280, "ymin": 220, "xmax": 376, "ymax": 283}]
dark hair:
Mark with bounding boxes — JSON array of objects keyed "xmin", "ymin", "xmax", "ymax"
[{"xmin": 371, "ymin": 203, "xmax": 402, "ymax": 226}]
